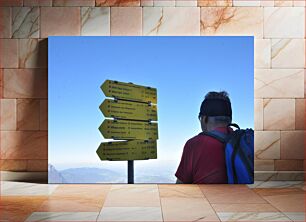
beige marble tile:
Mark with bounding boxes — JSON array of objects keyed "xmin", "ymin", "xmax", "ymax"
[
  {"xmin": 17, "ymin": 99, "xmax": 40, "ymax": 130},
  {"xmin": 81, "ymin": 7, "xmax": 110, "ymax": 36},
  {"xmin": 293, "ymin": 0, "xmax": 305, "ymax": 6},
  {"xmin": 264, "ymin": 7, "xmax": 305, "ymax": 38},
  {"xmin": 198, "ymin": 0, "xmax": 232, "ymax": 6},
  {"xmin": 255, "ymin": 171, "xmax": 304, "ymax": 181},
  {"xmin": 27, "ymin": 159, "xmax": 48, "ymax": 171},
  {"xmin": 38, "ymin": 196, "xmax": 105, "ymax": 212},
  {"xmin": 254, "ymin": 160, "xmax": 275, "ymax": 171},
  {"xmin": 274, "ymin": 0, "xmax": 293, "ymax": 6},
  {"xmin": 249, "ymin": 181, "xmax": 304, "ymax": 188},
  {"xmin": 275, "ymin": 160, "xmax": 304, "ymax": 171},
  {"xmin": 0, "ymin": 131, "xmax": 47, "ymax": 159},
  {"xmin": 263, "ymin": 99, "xmax": 295, "ymax": 130},
  {"xmin": 199, "ymin": 185, "xmax": 266, "ymax": 204},
  {"xmin": 0, "ymin": 39, "xmax": 18, "ymax": 68},
  {"xmin": 212, "ymin": 203, "xmax": 278, "ymax": 212},
  {"xmin": 0, "ymin": 69, "xmax": 3, "ymax": 98},
  {"xmin": 295, "ymin": 99, "xmax": 305, "ymax": 130},
  {"xmin": 255, "ymin": 69, "xmax": 304, "ymax": 98},
  {"xmin": 26, "ymin": 212, "xmax": 99, "ymax": 222},
  {"xmin": 176, "ymin": 0, "xmax": 197, "ymax": 6},
  {"xmin": 41, "ymin": 7, "xmax": 80, "ymax": 38},
  {"xmin": 161, "ymin": 197, "xmax": 219, "ymax": 221},
  {"xmin": 0, "ymin": 99, "xmax": 16, "ymax": 130},
  {"xmin": 200, "ymin": 7, "xmax": 263, "ymax": 38},
  {"xmin": 23, "ymin": 0, "xmax": 52, "ymax": 6},
  {"xmin": 233, "ymin": 0, "xmax": 261, "ymax": 6},
  {"xmin": 40, "ymin": 99, "xmax": 48, "ymax": 130},
  {"xmin": 141, "ymin": 0, "xmax": 153, "ymax": 6},
  {"xmin": 260, "ymin": 0, "xmax": 274, "ymax": 6},
  {"xmin": 143, "ymin": 7, "xmax": 200, "ymax": 35},
  {"xmin": 3, "ymin": 69, "xmax": 48, "ymax": 98},
  {"xmin": 271, "ymin": 39, "xmax": 305, "ymax": 68},
  {"xmin": 103, "ymin": 184, "xmax": 160, "ymax": 207},
  {"xmin": 255, "ymin": 131, "xmax": 280, "ymax": 160},
  {"xmin": 158, "ymin": 184, "xmax": 204, "ymax": 198},
  {"xmin": 12, "ymin": 7, "xmax": 39, "ymax": 38},
  {"xmin": 0, "ymin": 7, "xmax": 11, "ymax": 38},
  {"xmin": 53, "ymin": 0, "xmax": 95, "ymax": 6},
  {"xmin": 217, "ymin": 212, "xmax": 291, "ymax": 221},
  {"xmin": 154, "ymin": 0, "xmax": 176, "ymax": 6},
  {"xmin": 19, "ymin": 39, "xmax": 48, "ymax": 68},
  {"xmin": 0, "ymin": 159, "xmax": 27, "ymax": 171},
  {"xmin": 283, "ymin": 212, "xmax": 305, "ymax": 222},
  {"xmin": 98, "ymin": 207, "xmax": 163, "ymax": 221},
  {"xmin": 51, "ymin": 184, "xmax": 111, "ymax": 199},
  {"xmin": 111, "ymin": 7, "xmax": 142, "ymax": 36},
  {"xmin": 255, "ymin": 39, "xmax": 271, "ymax": 68},
  {"xmin": 255, "ymin": 99, "xmax": 263, "ymax": 130},
  {"xmin": 0, "ymin": 196, "xmax": 47, "ymax": 221},
  {"xmin": 304, "ymin": 69, "xmax": 306, "ymax": 98},
  {"xmin": 280, "ymin": 130, "xmax": 304, "ymax": 160},
  {"xmin": 96, "ymin": 0, "xmax": 140, "ymax": 6},
  {"xmin": 1, "ymin": 181, "xmax": 58, "ymax": 196},
  {"xmin": 0, "ymin": 0, "xmax": 23, "ymax": 6},
  {"xmin": 256, "ymin": 188, "xmax": 305, "ymax": 212}
]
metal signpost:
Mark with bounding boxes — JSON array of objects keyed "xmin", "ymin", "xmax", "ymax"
[{"xmin": 96, "ymin": 80, "xmax": 158, "ymax": 184}]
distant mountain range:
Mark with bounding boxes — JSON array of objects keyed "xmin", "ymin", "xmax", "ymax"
[{"xmin": 48, "ymin": 162, "xmax": 177, "ymax": 183}]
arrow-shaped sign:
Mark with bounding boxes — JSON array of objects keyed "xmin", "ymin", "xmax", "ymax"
[
  {"xmin": 96, "ymin": 140, "xmax": 157, "ymax": 161},
  {"xmin": 101, "ymin": 80, "xmax": 157, "ymax": 104},
  {"xmin": 99, "ymin": 119, "xmax": 158, "ymax": 140},
  {"xmin": 99, "ymin": 99, "xmax": 157, "ymax": 121}
]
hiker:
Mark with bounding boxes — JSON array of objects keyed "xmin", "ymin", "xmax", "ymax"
[{"xmin": 175, "ymin": 91, "xmax": 233, "ymax": 184}]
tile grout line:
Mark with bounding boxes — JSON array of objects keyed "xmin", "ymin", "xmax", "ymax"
[
  {"xmin": 157, "ymin": 184, "xmax": 165, "ymax": 222},
  {"xmin": 95, "ymin": 184, "xmax": 112, "ymax": 221},
  {"xmin": 197, "ymin": 185, "xmax": 222, "ymax": 222}
]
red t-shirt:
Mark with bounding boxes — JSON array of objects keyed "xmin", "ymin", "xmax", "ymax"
[{"xmin": 175, "ymin": 127, "xmax": 230, "ymax": 184}]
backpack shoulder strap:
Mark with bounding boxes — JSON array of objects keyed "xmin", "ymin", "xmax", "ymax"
[{"xmin": 199, "ymin": 130, "xmax": 228, "ymax": 144}]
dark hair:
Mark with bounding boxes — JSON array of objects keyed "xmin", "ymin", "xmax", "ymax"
[
  {"xmin": 205, "ymin": 91, "xmax": 230, "ymax": 102},
  {"xmin": 199, "ymin": 91, "xmax": 232, "ymax": 122}
]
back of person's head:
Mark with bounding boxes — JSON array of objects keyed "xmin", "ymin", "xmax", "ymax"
[{"xmin": 199, "ymin": 91, "xmax": 232, "ymax": 126}]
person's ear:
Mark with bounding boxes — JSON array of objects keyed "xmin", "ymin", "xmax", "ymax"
[{"xmin": 203, "ymin": 115, "xmax": 208, "ymax": 124}]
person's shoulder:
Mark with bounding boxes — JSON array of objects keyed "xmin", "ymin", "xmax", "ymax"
[{"xmin": 185, "ymin": 134, "xmax": 204, "ymax": 147}]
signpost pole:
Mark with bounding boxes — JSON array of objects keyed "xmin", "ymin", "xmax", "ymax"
[{"xmin": 127, "ymin": 160, "xmax": 134, "ymax": 184}]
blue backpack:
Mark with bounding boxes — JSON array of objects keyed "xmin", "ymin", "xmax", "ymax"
[{"xmin": 201, "ymin": 123, "xmax": 254, "ymax": 184}]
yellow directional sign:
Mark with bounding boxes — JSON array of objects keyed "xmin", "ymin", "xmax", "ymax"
[
  {"xmin": 101, "ymin": 80, "xmax": 157, "ymax": 104},
  {"xmin": 97, "ymin": 140, "xmax": 157, "ymax": 161},
  {"xmin": 99, "ymin": 99, "xmax": 157, "ymax": 121},
  {"xmin": 99, "ymin": 119, "xmax": 158, "ymax": 140}
]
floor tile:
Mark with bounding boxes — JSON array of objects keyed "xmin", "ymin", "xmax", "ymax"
[
  {"xmin": 103, "ymin": 184, "xmax": 160, "ymax": 207},
  {"xmin": 158, "ymin": 184, "xmax": 204, "ymax": 198},
  {"xmin": 51, "ymin": 184, "xmax": 111, "ymax": 199},
  {"xmin": 161, "ymin": 197, "xmax": 219, "ymax": 221},
  {"xmin": 199, "ymin": 185, "xmax": 266, "ymax": 204},
  {"xmin": 1, "ymin": 181, "xmax": 58, "ymax": 196},
  {"xmin": 0, "ymin": 196, "xmax": 47, "ymax": 221},
  {"xmin": 248, "ymin": 181, "xmax": 304, "ymax": 189},
  {"xmin": 25, "ymin": 212, "xmax": 99, "ymax": 221},
  {"xmin": 283, "ymin": 212, "xmax": 305, "ymax": 221},
  {"xmin": 37, "ymin": 196, "xmax": 105, "ymax": 212},
  {"xmin": 97, "ymin": 207, "xmax": 162, "ymax": 221},
  {"xmin": 254, "ymin": 188, "xmax": 305, "ymax": 212},
  {"xmin": 212, "ymin": 203, "xmax": 278, "ymax": 212},
  {"xmin": 217, "ymin": 212, "xmax": 291, "ymax": 221}
]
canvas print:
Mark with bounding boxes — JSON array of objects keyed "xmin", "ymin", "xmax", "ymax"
[{"xmin": 48, "ymin": 36, "xmax": 254, "ymax": 184}]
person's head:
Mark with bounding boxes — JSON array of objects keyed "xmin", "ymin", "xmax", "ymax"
[{"xmin": 198, "ymin": 91, "xmax": 232, "ymax": 132}]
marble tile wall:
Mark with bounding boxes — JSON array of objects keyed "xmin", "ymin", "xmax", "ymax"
[{"xmin": 0, "ymin": 0, "xmax": 304, "ymax": 181}]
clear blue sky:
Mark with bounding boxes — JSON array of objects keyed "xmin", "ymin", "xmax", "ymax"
[{"xmin": 49, "ymin": 36, "xmax": 254, "ymax": 167}]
